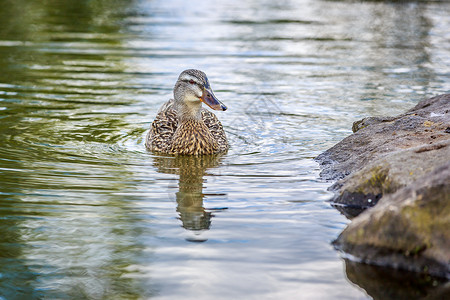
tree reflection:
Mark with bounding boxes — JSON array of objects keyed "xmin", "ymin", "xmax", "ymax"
[{"xmin": 0, "ymin": 0, "xmax": 149, "ymax": 298}]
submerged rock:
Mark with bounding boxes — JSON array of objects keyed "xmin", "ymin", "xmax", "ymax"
[{"xmin": 316, "ymin": 94, "xmax": 450, "ymax": 278}]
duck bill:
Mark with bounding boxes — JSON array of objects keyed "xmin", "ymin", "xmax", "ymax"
[{"xmin": 200, "ymin": 88, "xmax": 227, "ymax": 111}]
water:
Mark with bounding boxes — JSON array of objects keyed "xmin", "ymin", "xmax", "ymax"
[{"xmin": 0, "ymin": 0, "xmax": 449, "ymax": 299}]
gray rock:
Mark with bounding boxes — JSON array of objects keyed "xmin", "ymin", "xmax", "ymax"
[
  {"xmin": 332, "ymin": 139, "xmax": 450, "ymax": 208},
  {"xmin": 352, "ymin": 116, "xmax": 396, "ymax": 133},
  {"xmin": 334, "ymin": 162, "xmax": 450, "ymax": 278},
  {"xmin": 316, "ymin": 94, "xmax": 450, "ymax": 182},
  {"xmin": 316, "ymin": 94, "xmax": 450, "ymax": 278}
]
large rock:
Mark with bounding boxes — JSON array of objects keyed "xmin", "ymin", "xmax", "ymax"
[
  {"xmin": 316, "ymin": 94, "xmax": 450, "ymax": 278},
  {"xmin": 334, "ymin": 162, "xmax": 450, "ymax": 278},
  {"xmin": 332, "ymin": 139, "xmax": 449, "ymax": 209},
  {"xmin": 316, "ymin": 93, "xmax": 450, "ymax": 208},
  {"xmin": 316, "ymin": 94, "xmax": 450, "ymax": 182}
]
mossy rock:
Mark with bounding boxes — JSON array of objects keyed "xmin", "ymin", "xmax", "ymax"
[
  {"xmin": 317, "ymin": 94, "xmax": 450, "ymax": 278},
  {"xmin": 334, "ymin": 163, "xmax": 450, "ymax": 278},
  {"xmin": 332, "ymin": 139, "xmax": 450, "ymax": 209}
]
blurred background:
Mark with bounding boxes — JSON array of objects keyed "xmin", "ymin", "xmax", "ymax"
[{"xmin": 0, "ymin": 0, "xmax": 449, "ymax": 299}]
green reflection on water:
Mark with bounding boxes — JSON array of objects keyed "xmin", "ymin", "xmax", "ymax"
[{"xmin": 0, "ymin": 1, "xmax": 151, "ymax": 299}]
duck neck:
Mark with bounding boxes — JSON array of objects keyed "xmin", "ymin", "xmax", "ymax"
[{"xmin": 176, "ymin": 100, "xmax": 203, "ymax": 124}]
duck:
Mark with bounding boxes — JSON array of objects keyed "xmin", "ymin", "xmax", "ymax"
[{"xmin": 146, "ymin": 69, "xmax": 229, "ymax": 155}]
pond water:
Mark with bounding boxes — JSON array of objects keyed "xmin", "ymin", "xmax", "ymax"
[{"xmin": 0, "ymin": 0, "xmax": 449, "ymax": 299}]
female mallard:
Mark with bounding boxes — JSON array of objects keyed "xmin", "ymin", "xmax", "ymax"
[{"xmin": 146, "ymin": 69, "xmax": 229, "ymax": 155}]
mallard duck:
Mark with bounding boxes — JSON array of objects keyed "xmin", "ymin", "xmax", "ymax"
[{"xmin": 146, "ymin": 69, "xmax": 229, "ymax": 155}]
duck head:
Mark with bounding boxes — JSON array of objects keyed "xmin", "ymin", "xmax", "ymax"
[{"xmin": 174, "ymin": 69, "xmax": 227, "ymax": 119}]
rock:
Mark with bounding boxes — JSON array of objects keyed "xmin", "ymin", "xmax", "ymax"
[
  {"xmin": 316, "ymin": 94, "xmax": 450, "ymax": 278},
  {"xmin": 334, "ymin": 162, "xmax": 450, "ymax": 278},
  {"xmin": 332, "ymin": 139, "xmax": 450, "ymax": 208},
  {"xmin": 316, "ymin": 93, "xmax": 450, "ymax": 207},
  {"xmin": 316, "ymin": 94, "xmax": 450, "ymax": 182},
  {"xmin": 351, "ymin": 116, "xmax": 396, "ymax": 133}
]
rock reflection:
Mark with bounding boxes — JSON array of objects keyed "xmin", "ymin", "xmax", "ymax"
[
  {"xmin": 344, "ymin": 259, "xmax": 450, "ymax": 300},
  {"xmin": 152, "ymin": 154, "xmax": 226, "ymax": 238}
]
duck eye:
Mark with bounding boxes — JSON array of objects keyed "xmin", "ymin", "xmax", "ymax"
[{"xmin": 189, "ymin": 79, "xmax": 195, "ymax": 84}]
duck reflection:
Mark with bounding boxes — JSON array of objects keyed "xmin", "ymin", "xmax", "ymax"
[{"xmin": 152, "ymin": 154, "xmax": 226, "ymax": 236}]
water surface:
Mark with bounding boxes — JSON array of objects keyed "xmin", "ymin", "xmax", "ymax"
[{"xmin": 0, "ymin": 0, "xmax": 449, "ymax": 299}]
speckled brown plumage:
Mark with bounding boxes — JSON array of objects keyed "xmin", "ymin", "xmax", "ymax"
[
  {"xmin": 146, "ymin": 69, "xmax": 228, "ymax": 155},
  {"xmin": 146, "ymin": 99, "xmax": 229, "ymax": 155}
]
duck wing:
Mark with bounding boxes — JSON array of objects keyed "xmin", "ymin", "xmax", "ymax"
[
  {"xmin": 201, "ymin": 108, "xmax": 229, "ymax": 152},
  {"xmin": 146, "ymin": 99, "xmax": 178, "ymax": 152}
]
